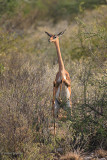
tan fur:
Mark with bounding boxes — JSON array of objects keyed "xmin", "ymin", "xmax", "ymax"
[{"xmin": 50, "ymin": 36, "xmax": 72, "ymax": 117}]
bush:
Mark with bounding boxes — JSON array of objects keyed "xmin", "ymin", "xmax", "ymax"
[{"xmin": 0, "ymin": 4, "xmax": 107, "ymax": 159}]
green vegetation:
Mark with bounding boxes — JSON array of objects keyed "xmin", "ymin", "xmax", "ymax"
[
  {"xmin": 0, "ymin": 0, "xmax": 107, "ymax": 23},
  {"xmin": 0, "ymin": 0, "xmax": 107, "ymax": 159}
]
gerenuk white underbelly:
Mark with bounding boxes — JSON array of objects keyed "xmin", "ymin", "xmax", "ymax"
[{"xmin": 56, "ymin": 83, "xmax": 70, "ymax": 101}]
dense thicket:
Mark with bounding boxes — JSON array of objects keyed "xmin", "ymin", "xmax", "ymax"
[{"xmin": 0, "ymin": 1, "xmax": 107, "ymax": 159}]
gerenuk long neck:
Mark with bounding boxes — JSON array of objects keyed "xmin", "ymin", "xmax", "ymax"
[{"xmin": 55, "ymin": 39, "xmax": 65, "ymax": 73}]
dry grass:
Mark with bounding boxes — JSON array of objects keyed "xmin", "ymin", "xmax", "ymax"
[{"xmin": 60, "ymin": 152, "xmax": 84, "ymax": 160}]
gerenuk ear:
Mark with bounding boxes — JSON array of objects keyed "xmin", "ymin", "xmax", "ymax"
[
  {"xmin": 57, "ymin": 29, "xmax": 66, "ymax": 36},
  {"xmin": 45, "ymin": 31, "xmax": 53, "ymax": 37}
]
